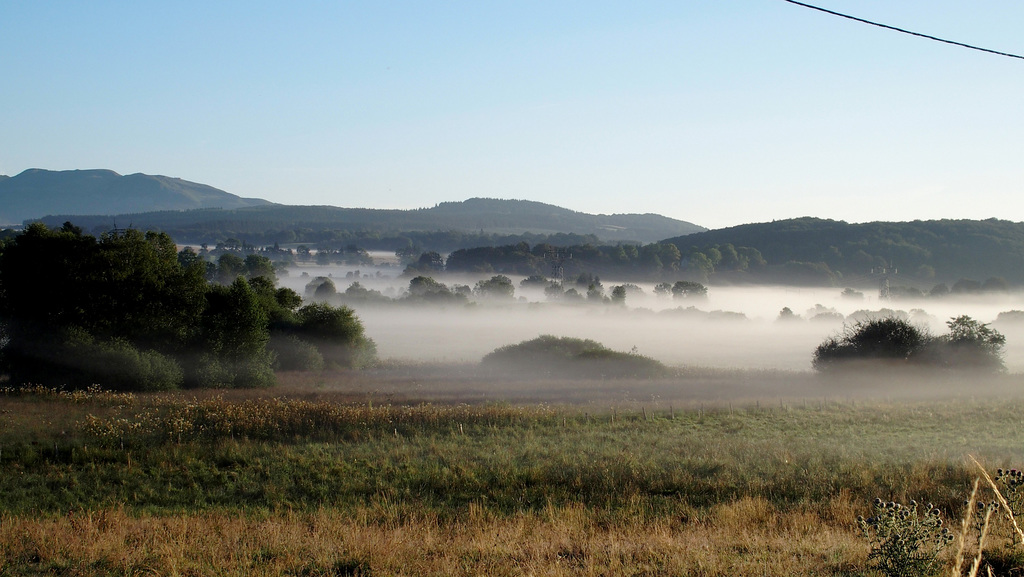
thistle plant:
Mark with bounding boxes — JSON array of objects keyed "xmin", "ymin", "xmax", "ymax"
[
  {"xmin": 858, "ymin": 498, "xmax": 952, "ymax": 577},
  {"xmin": 993, "ymin": 468, "xmax": 1024, "ymax": 517}
]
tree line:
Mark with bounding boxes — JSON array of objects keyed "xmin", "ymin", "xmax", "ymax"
[
  {"xmin": 0, "ymin": 223, "xmax": 375, "ymax": 391},
  {"xmin": 664, "ymin": 217, "xmax": 1024, "ymax": 286}
]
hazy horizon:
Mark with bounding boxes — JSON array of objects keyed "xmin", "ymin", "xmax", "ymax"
[{"xmin": 279, "ymin": 262, "xmax": 1024, "ymax": 373}]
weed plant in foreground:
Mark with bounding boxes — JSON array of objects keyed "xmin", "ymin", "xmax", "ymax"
[{"xmin": 3, "ymin": 386, "xmax": 1024, "ymax": 574}]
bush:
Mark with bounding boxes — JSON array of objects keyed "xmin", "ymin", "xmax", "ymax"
[
  {"xmin": 481, "ymin": 335, "xmax": 667, "ymax": 379},
  {"xmin": 813, "ymin": 316, "xmax": 1005, "ymax": 373},
  {"xmin": 269, "ymin": 334, "xmax": 324, "ymax": 372},
  {"xmin": 5, "ymin": 328, "xmax": 183, "ymax": 391},
  {"xmin": 294, "ymin": 303, "xmax": 377, "ymax": 369}
]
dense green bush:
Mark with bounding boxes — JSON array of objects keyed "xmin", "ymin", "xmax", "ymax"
[
  {"xmin": 481, "ymin": 335, "xmax": 667, "ymax": 379},
  {"xmin": 293, "ymin": 303, "xmax": 377, "ymax": 369},
  {"xmin": 813, "ymin": 316, "xmax": 1005, "ymax": 373}
]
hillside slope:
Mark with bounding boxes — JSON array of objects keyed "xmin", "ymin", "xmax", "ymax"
[
  {"xmin": 663, "ymin": 217, "xmax": 1024, "ymax": 285},
  {"xmin": 0, "ymin": 169, "xmax": 273, "ymax": 224},
  {"xmin": 38, "ymin": 197, "xmax": 706, "ymax": 245}
]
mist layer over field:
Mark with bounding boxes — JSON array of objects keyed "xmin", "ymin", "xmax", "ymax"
[{"xmin": 280, "ymin": 260, "xmax": 1024, "ymax": 372}]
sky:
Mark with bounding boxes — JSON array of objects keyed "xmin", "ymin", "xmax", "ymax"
[{"xmin": 2, "ymin": 1, "xmax": 1023, "ymax": 230}]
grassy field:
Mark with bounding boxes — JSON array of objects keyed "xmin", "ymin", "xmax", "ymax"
[{"xmin": 2, "ymin": 369, "xmax": 1024, "ymax": 575}]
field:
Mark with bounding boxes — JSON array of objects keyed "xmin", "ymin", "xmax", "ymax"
[{"xmin": 2, "ymin": 368, "xmax": 1024, "ymax": 576}]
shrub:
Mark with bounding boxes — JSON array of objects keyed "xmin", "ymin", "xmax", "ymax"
[
  {"xmin": 293, "ymin": 303, "xmax": 377, "ymax": 369},
  {"xmin": 73, "ymin": 337, "xmax": 184, "ymax": 392},
  {"xmin": 4, "ymin": 328, "xmax": 183, "ymax": 391},
  {"xmin": 481, "ymin": 335, "xmax": 667, "ymax": 379},
  {"xmin": 813, "ymin": 317, "xmax": 929, "ymax": 371},
  {"xmin": 269, "ymin": 334, "xmax": 324, "ymax": 372},
  {"xmin": 813, "ymin": 316, "xmax": 1006, "ymax": 373}
]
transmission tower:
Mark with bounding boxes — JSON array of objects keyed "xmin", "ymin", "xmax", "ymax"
[
  {"xmin": 545, "ymin": 247, "xmax": 571, "ymax": 284},
  {"xmin": 872, "ymin": 261, "xmax": 897, "ymax": 299}
]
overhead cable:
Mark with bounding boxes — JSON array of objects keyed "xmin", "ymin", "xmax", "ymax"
[{"xmin": 782, "ymin": 0, "xmax": 1024, "ymax": 61}]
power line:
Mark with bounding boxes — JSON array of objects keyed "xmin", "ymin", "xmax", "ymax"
[{"xmin": 782, "ymin": 0, "xmax": 1024, "ymax": 61}]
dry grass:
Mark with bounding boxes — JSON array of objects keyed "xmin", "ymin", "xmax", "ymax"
[
  {"xmin": 7, "ymin": 376, "xmax": 1024, "ymax": 575},
  {"xmin": 0, "ymin": 498, "xmax": 865, "ymax": 577}
]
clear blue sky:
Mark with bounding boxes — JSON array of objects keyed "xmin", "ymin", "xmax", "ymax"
[{"xmin": 2, "ymin": 1, "xmax": 1022, "ymax": 230}]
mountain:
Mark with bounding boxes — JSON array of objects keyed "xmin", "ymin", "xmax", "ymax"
[
  {"xmin": 0, "ymin": 169, "xmax": 273, "ymax": 225},
  {"xmin": 662, "ymin": 217, "xmax": 1024, "ymax": 285},
  {"xmin": 37, "ymin": 197, "xmax": 706, "ymax": 245}
]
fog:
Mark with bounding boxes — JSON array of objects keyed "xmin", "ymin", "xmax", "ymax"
[{"xmin": 279, "ymin": 258, "xmax": 1024, "ymax": 373}]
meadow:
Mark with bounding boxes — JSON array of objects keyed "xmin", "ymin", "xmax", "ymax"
[{"xmin": 2, "ymin": 369, "xmax": 1024, "ymax": 576}]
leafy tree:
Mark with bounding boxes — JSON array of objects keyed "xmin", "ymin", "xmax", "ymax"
[
  {"xmin": 562, "ymin": 288, "xmax": 584, "ymax": 302},
  {"xmin": 244, "ymin": 254, "xmax": 276, "ymax": 282},
  {"xmin": 91, "ymin": 229, "xmax": 207, "ymax": 350},
  {"xmin": 0, "ymin": 225, "xmax": 207, "ymax": 387},
  {"xmin": 841, "ymin": 288, "xmax": 864, "ymax": 300},
  {"xmin": 705, "ymin": 247, "xmax": 722, "ymax": 267},
  {"xmin": 915, "ymin": 316, "xmax": 1006, "ymax": 372},
  {"xmin": 610, "ymin": 285, "xmax": 627, "ymax": 306},
  {"xmin": 638, "ymin": 245, "xmax": 663, "ymax": 271},
  {"xmin": 544, "ymin": 283, "xmax": 564, "ymax": 300},
  {"xmin": 193, "ymin": 277, "xmax": 274, "ymax": 388},
  {"xmin": 474, "ymin": 275, "xmax": 515, "ymax": 300},
  {"xmin": 951, "ymin": 278, "xmax": 982, "ymax": 294},
  {"xmin": 314, "ymin": 279, "xmax": 337, "ymax": 301},
  {"xmin": 586, "ymin": 284, "xmax": 606, "ymax": 303},
  {"xmin": 777, "ymin": 307, "xmax": 800, "ymax": 322},
  {"xmin": 519, "ymin": 274, "xmax": 549, "ymax": 288},
  {"xmin": 338, "ymin": 281, "xmax": 388, "ymax": 304},
  {"xmin": 405, "ymin": 276, "xmax": 467, "ymax": 304},
  {"xmin": 304, "ymin": 276, "xmax": 337, "ymax": 301},
  {"xmin": 247, "ymin": 276, "xmax": 301, "ymax": 329},
  {"xmin": 672, "ymin": 281, "xmax": 708, "ymax": 300},
  {"xmin": 177, "ymin": 246, "xmax": 203, "ymax": 269},
  {"xmin": 982, "ymin": 276, "xmax": 1010, "ymax": 292},
  {"xmin": 395, "ymin": 243, "xmax": 423, "ymax": 265},
  {"xmin": 658, "ymin": 243, "xmax": 682, "ymax": 270},
  {"xmin": 403, "ymin": 251, "xmax": 445, "ymax": 275},
  {"xmin": 293, "ymin": 302, "xmax": 377, "ymax": 368},
  {"xmin": 216, "ymin": 253, "xmax": 246, "ymax": 284},
  {"xmin": 686, "ymin": 252, "xmax": 714, "ymax": 278},
  {"xmin": 574, "ymin": 273, "xmax": 601, "ymax": 290},
  {"xmin": 737, "ymin": 246, "xmax": 766, "ymax": 270}
]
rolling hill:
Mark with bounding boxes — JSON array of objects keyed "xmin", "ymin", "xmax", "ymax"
[
  {"xmin": 0, "ymin": 169, "xmax": 273, "ymax": 225},
  {"xmin": 33, "ymin": 196, "xmax": 705, "ymax": 245},
  {"xmin": 663, "ymin": 217, "xmax": 1024, "ymax": 286}
]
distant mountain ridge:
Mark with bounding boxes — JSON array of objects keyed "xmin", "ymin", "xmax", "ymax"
[
  {"xmin": 0, "ymin": 169, "xmax": 273, "ymax": 224},
  {"xmin": 39, "ymin": 199, "xmax": 705, "ymax": 245},
  {"xmin": 15, "ymin": 169, "xmax": 705, "ymax": 243}
]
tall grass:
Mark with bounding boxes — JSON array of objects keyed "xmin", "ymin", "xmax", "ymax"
[{"xmin": 4, "ymin": 385, "xmax": 1024, "ymax": 574}]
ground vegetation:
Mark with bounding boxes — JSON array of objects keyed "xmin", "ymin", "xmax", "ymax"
[{"xmin": 1, "ymin": 381, "xmax": 1023, "ymax": 575}]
